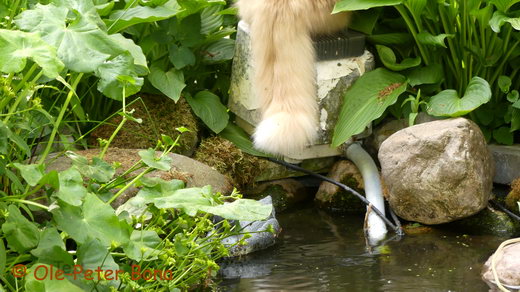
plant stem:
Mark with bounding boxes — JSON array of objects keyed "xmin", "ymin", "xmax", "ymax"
[
  {"xmin": 107, "ymin": 167, "xmax": 151, "ymax": 204},
  {"xmin": 395, "ymin": 5, "xmax": 430, "ymax": 66},
  {"xmin": 38, "ymin": 73, "xmax": 84, "ymax": 164},
  {"xmin": 2, "ymin": 198, "xmax": 49, "ymax": 210}
]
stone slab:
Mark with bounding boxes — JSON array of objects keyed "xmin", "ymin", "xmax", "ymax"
[{"xmin": 489, "ymin": 144, "xmax": 520, "ymax": 185}]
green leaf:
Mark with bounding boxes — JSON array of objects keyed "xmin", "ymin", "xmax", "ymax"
[
  {"xmin": 168, "ymin": 44, "xmax": 196, "ymax": 69},
  {"xmin": 200, "ymin": 4, "xmax": 224, "ymax": 35},
  {"xmin": 107, "ymin": 0, "xmax": 180, "ymax": 33},
  {"xmin": 123, "ymin": 230, "xmax": 162, "ymax": 261},
  {"xmin": 0, "ymin": 239, "xmax": 5, "ymax": 277},
  {"xmin": 490, "ymin": 11, "xmax": 520, "ymax": 32},
  {"xmin": 52, "ymin": 193, "xmax": 131, "ymax": 247},
  {"xmin": 332, "ymin": 68, "xmax": 407, "ymax": 146},
  {"xmin": 12, "ymin": 163, "xmax": 44, "ymax": 187},
  {"xmin": 490, "ymin": 0, "xmax": 520, "ymax": 12},
  {"xmin": 406, "ymin": 64, "xmax": 444, "ymax": 87},
  {"xmin": 66, "ymin": 151, "xmax": 115, "ymax": 183},
  {"xmin": 498, "ymin": 75, "xmax": 512, "ymax": 93},
  {"xmin": 25, "ymin": 263, "xmax": 84, "ymax": 292},
  {"xmin": 15, "ymin": 3, "xmax": 122, "ymax": 73},
  {"xmin": 200, "ymin": 199, "xmax": 272, "ymax": 221},
  {"xmin": 219, "ymin": 123, "xmax": 270, "ymax": 157},
  {"xmin": 149, "ymin": 66, "xmax": 186, "ymax": 102},
  {"xmin": 185, "ymin": 91, "xmax": 229, "ymax": 133},
  {"xmin": 138, "ymin": 149, "xmax": 172, "ymax": 171},
  {"xmin": 31, "ymin": 227, "xmax": 73, "ymax": 266},
  {"xmin": 493, "ymin": 126, "xmax": 514, "ymax": 145},
  {"xmin": 376, "ymin": 45, "xmax": 421, "ymax": 71},
  {"xmin": 509, "ymin": 90, "xmax": 520, "ymax": 106},
  {"xmin": 202, "ymin": 38, "xmax": 235, "ymax": 63},
  {"xmin": 427, "ymin": 77, "xmax": 492, "ymax": 117},
  {"xmin": 367, "ymin": 33, "xmax": 414, "ymax": 46},
  {"xmin": 2, "ymin": 205, "xmax": 40, "ymax": 253},
  {"xmin": 95, "ymin": 53, "xmax": 144, "ymax": 100},
  {"xmin": 109, "ymin": 33, "xmax": 148, "ymax": 75},
  {"xmin": 333, "ymin": 0, "xmax": 402, "ymax": 12},
  {"xmin": 417, "ymin": 32, "xmax": 454, "ymax": 48},
  {"xmin": 0, "ymin": 29, "xmax": 64, "ymax": 78},
  {"xmin": 76, "ymin": 239, "xmax": 120, "ymax": 281},
  {"xmin": 56, "ymin": 168, "xmax": 87, "ymax": 206}
]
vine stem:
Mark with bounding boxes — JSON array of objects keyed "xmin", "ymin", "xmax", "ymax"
[{"xmin": 38, "ymin": 73, "xmax": 84, "ymax": 164}]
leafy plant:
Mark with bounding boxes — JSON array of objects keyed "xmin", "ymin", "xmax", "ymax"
[{"xmin": 333, "ymin": 0, "xmax": 520, "ymax": 145}]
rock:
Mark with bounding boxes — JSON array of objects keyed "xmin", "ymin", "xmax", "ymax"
[
  {"xmin": 379, "ymin": 118, "xmax": 494, "ymax": 224},
  {"xmin": 46, "ymin": 148, "xmax": 233, "ymax": 207},
  {"xmin": 482, "ymin": 240, "xmax": 520, "ymax": 291},
  {"xmin": 506, "ymin": 178, "xmax": 520, "ymax": 213},
  {"xmin": 315, "ymin": 160, "xmax": 366, "ymax": 213},
  {"xmin": 90, "ymin": 94, "xmax": 199, "ymax": 156},
  {"xmin": 447, "ymin": 205, "xmax": 520, "ymax": 237},
  {"xmin": 247, "ymin": 179, "xmax": 312, "ymax": 213},
  {"xmin": 489, "ymin": 144, "xmax": 520, "ymax": 184}
]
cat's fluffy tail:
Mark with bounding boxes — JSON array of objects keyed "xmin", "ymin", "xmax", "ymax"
[{"xmin": 238, "ymin": 1, "xmax": 318, "ymax": 156}]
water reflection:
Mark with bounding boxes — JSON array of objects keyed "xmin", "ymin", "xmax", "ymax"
[{"xmin": 220, "ymin": 206, "xmax": 504, "ymax": 291}]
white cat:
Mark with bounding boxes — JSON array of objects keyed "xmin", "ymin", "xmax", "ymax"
[{"xmin": 236, "ymin": 0, "xmax": 350, "ymax": 156}]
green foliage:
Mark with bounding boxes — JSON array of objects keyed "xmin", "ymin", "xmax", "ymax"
[{"xmin": 335, "ymin": 0, "xmax": 520, "ymax": 144}]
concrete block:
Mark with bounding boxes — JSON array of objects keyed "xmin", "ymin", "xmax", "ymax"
[{"xmin": 489, "ymin": 144, "xmax": 520, "ymax": 185}]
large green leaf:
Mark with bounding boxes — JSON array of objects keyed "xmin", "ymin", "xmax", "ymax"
[
  {"xmin": 406, "ymin": 64, "xmax": 444, "ymax": 87},
  {"xmin": 334, "ymin": 0, "xmax": 402, "ymax": 12},
  {"xmin": 148, "ymin": 66, "xmax": 186, "ymax": 102},
  {"xmin": 15, "ymin": 3, "xmax": 121, "ymax": 73},
  {"xmin": 52, "ymin": 193, "xmax": 131, "ymax": 247},
  {"xmin": 201, "ymin": 38, "xmax": 235, "ymax": 63},
  {"xmin": 66, "ymin": 151, "xmax": 115, "ymax": 183},
  {"xmin": 489, "ymin": 11, "xmax": 520, "ymax": 32},
  {"xmin": 56, "ymin": 168, "xmax": 87, "ymax": 206},
  {"xmin": 31, "ymin": 227, "xmax": 73, "ymax": 267},
  {"xmin": 376, "ymin": 45, "xmax": 421, "ymax": 71},
  {"xmin": 417, "ymin": 32, "xmax": 454, "ymax": 48},
  {"xmin": 95, "ymin": 52, "xmax": 144, "ymax": 100},
  {"xmin": 108, "ymin": 33, "xmax": 148, "ymax": 75},
  {"xmin": 107, "ymin": 0, "xmax": 180, "ymax": 33},
  {"xmin": 332, "ymin": 68, "xmax": 407, "ymax": 147},
  {"xmin": 2, "ymin": 205, "xmax": 40, "ymax": 253},
  {"xmin": 123, "ymin": 230, "xmax": 162, "ymax": 261},
  {"xmin": 25, "ymin": 263, "xmax": 84, "ymax": 292},
  {"xmin": 186, "ymin": 91, "xmax": 229, "ymax": 133},
  {"xmin": 138, "ymin": 149, "xmax": 172, "ymax": 171},
  {"xmin": 490, "ymin": 0, "xmax": 520, "ymax": 12},
  {"xmin": 427, "ymin": 76, "xmax": 492, "ymax": 117},
  {"xmin": 76, "ymin": 239, "xmax": 120, "ymax": 284},
  {"xmin": 12, "ymin": 163, "xmax": 45, "ymax": 187},
  {"xmin": 200, "ymin": 199, "xmax": 272, "ymax": 221},
  {"xmin": 0, "ymin": 29, "xmax": 64, "ymax": 78},
  {"xmin": 219, "ymin": 123, "xmax": 270, "ymax": 157}
]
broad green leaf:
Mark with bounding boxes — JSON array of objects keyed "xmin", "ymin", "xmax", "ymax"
[
  {"xmin": 168, "ymin": 44, "xmax": 196, "ymax": 69},
  {"xmin": 15, "ymin": 3, "xmax": 122, "ymax": 73},
  {"xmin": 427, "ymin": 76, "xmax": 492, "ymax": 117},
  {"xmin": 509, "ymin": 90, "xmax": 520, "ymax": 106},
  {"xmin": 138, "ymin": 149, "xmax": 172, "ymax": 171},
  {"xmin": 31, "ymin": 227, "xmax": 73, "ymax": 266},
  {"xmin": 376, "ymin": 45, "xmax": 421, "ymax": 71},
  {"xmin": 123, "ymin": 230, "xmax": 162, "ymax": 261},
  {"xmin": 200, "ymin": 199, "xmax": 272, "ymax": 221},
  {"xmin": 490, "ymin": 11, "xmax": 520, "ymax": 32},
  {"xmin": 52, "ymin": 193, "xmax": 131, "ymax": 247},
  {"xmin": 404, "ymin": 0, "xmax": 427, "ymax": 18},
  {"xmin": 202, "ymin": 38, "xmax": 235, "ymax": 63},
  {"xmin": 66, "ymin": 151, "xmax": 115, "ymax": 183},
  {"xmin": 499, "ymin": 75, "xmax": 512, "ymax": 93},
  {"xmin": 95, "ymin": 53, "xmax": 144, "ymax": 100},
  {"xmin": 490, "ymin": 0, "xmax": 520, "ymax": 12},
  {"xmin": 349, "ymin": 9, "xmax": 382, "ymax": 35},
  {"xmin": 149, "ymin": 66, "xmax": 186, "ymax": 102},
  {"xmin": 56, "ymin": 168, "xmax": 87, "ymax": 206},
  {"xmin": 177, "ymin": 0, "xmax": 226, "ymax": 19},
  {"xmin": 2, "ymin": 205, "xmax": 40, "ymax": 253},
  {"xmin": 334, "ymin": 0, "xmax": 402, "ymax": 12},
  {"xmin": 219, "ymin": 123, "xmax": 271, "ymax": 157},
  {"xmin": 109, "ymin": 34, "xmax": 148, "ymax": 75},
  {"xmin": 76, "ymin": 239, "xmax": 120, "ymax": 282},
  {"xmin": 417, "ymin": 32, "xmax": 454, "ymax": 48},
  {"xmin": 107, "ymin": 0, "xmax": 180, "ymax": 33},
  {"xmin": 332, "ymin": 68, "xmax": 407, "ymax": 146},
  {"xmin": 511, "ymin": 108, "xmax": 520, "ymax": 131},
  {"xmin": 0, "ymin": 29, "xmax": 64, "ymax": 78},
  {"xmin": 406, "ymin": 64, "xmax": 444, "ymax": 87},
  {"xmin": 12, "ymin": 163, "xmax": 44, "ymax": 187},
  {"xmin": 186, "ymin": 91, "xmax": 229, "ymax": 133},
  {"xmin": 367, "ymin": 33, "xmax": 414, "ymax": 46},
  {"xmin": 493, "ymin": 126, "xmax": 514, "ymax": 145},
  {"xmin": 25, "ymin": 263, "xmax": 84, "ymax": 292},
  {"xmin": 200, "ymin": 4, "xmax": 224, "ymax": 35}
]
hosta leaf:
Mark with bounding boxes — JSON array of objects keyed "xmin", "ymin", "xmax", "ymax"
[
  {"xmin": 149, "ymin": 66, "xmax": 186, "ymax": 102},
  {"xmin": 202, "ymin": 38, "xmax": 235, "ymax": 63},
  {"xmin": 490, "ymin": 11, "xmax": 520, "ymax": 32},
  {"xmin": 200, "ymin": 199, "xmax": 272, "ymax": 221},
  {"xmin": 95, "ymin": 52, "xmax": 144, "ymax": 100},
  {"xmin": 138, "ymin": 149, "xmax": 172, "ymax": 171},
  {"xmin": 107, "ymin": 0, "xmax": 180, "ymax": 33},
  {"xmin": 417, "ymin": 32, "xmax": 454, "ymax": 48},
  {"xmin": 200, "ymin": 4, "xmax": 224, "ymax": 35},
  {"xmin": 490, "ymin": 0, "xmax": 520, "ymax": 12},
  {"xmin": 2, "ymin": 205, "xmax": 40, "ymax": 253},
  {"xmin": 427, "ymin": 76, "xmax": 492, "ymax": 117},
  {"xmin": 168, "ymin": 44, "xmax": 196, "ymax": 69},
  {"xmin": 186, "ymin": 91, "xmax": 229, "ymax": 133},
  {"xmin": 376, "ymin": 45, "xmax": 421, "ymax": 71},
  {"xmin": 52, "ymin": 193, "xmax": 131, "ymax": 247},
  {"xmin": 332, "ymin": 68, "xmax": 407, "ymax": 147},
  {"xmin": 219, "ymin": 123, "xmax": 270, "ymax": 157},
  {"xmin": 334, "ymin": 0, "xmax": 402, "ymax": 12},
  {"xmin": 0, "ymin": 29, "xmax": 64, "ymax": 78},
  {"xmin": 15, "ymin": 3, "xmax": 122, "ymax": 73},
  {"xmin": 406, "ymin": 64, "xmax": 444, "ymax": 87}
]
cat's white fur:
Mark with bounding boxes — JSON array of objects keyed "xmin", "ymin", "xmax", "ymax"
[{"xmin": 236, "ymin": 0, "xmax": 350, "ymax": 156}]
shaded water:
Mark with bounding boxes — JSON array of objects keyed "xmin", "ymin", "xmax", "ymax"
[{"xmin": 219, "ymin": 206, "xmax": 505, "ymax": 291}]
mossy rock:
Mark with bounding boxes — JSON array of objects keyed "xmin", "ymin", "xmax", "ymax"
[
  {"xmin": 90, "ymin": 94, "xmax": 199, "ymax": 156},
  {"xmin": 447, "ymin": 205, "xmax": 520, "ymax": 237},
  {"xmin": 246, "ymin": 179, "xmax": 313, "ymax": 213},
  {"xmin": 505, "ymin": 178, "xmax": 520, "ymax": 214}
]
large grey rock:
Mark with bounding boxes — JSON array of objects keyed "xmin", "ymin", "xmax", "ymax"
[
  {"xmin": 378, "ymin": 118, "xmax": 494, "ymax": 224},
  {"xmin": 482, "ymin": 240, "xmax": 520, "ymax": 291}
]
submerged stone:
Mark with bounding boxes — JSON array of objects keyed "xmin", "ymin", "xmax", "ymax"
[
  {"xmin": 482, "ymin": 240, "xmax": 520, "ymax": 291},
  {"xmin": 447, "ymin": 205, "xmax": 520, "ymax": 237}
]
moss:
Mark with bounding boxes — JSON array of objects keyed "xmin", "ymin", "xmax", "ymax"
[
  {"xmin": 90, "ymin": 94, "xmax": 199, "ymax": 155},
  {"xmin": 193, "ymin": 136, "xmax": 261, "ymax": 189},
  {"xmin": 505, "ymin": 178, "xmax": 520, "ymax": 214}
]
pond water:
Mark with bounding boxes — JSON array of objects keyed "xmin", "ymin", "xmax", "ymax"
[{"xmin": 219, "ymin": 205, "xmax": 505, "ymax": 291}]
